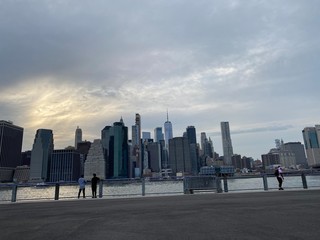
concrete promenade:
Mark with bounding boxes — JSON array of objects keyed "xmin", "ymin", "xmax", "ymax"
[{"xmin": 0, "ymin": 189, "xmax": 319, "ymax": 240}]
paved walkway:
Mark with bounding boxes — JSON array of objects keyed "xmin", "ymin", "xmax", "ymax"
[{"xmin": 0, "ymin": 189, "xmax": 319, "ymax": 240}]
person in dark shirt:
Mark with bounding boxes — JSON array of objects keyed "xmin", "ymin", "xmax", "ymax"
[
  {"xmin": 91, "ymin": 173, "xmax": 100, "ymax": 198},
  {"xmin": 274, "ymin": 166, "xmax": 284, "ymax": 190}
]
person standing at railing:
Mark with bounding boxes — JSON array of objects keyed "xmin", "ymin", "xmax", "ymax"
[
  {"xmin": 78, "ymin": 175, "xmax": 86, "ymax": 198},
  {"xmin": 91, "ymin": 173, "xmax": 100, "ymax": 198},
  {"xmin": 274, "ymin": 166, "xmax": 284, "ymax": 190}
]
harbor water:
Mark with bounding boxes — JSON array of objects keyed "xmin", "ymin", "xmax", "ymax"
[{"xmin": 1, "ymin": 175, "xmax": 320, "ymax": 203}]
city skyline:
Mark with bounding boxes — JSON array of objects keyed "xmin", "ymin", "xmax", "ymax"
[
  {"xmin": 1, "ymin": 1, "xmax": 319, "ymax": 160},
  {"xmin": 13, "ymin": 117, "xmax": 313, "ymax": 161}
]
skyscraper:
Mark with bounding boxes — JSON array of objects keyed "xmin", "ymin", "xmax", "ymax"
[
  {"xmin": 154, "ymin": 127, "xmax": 164, "ymax": 142},
  {"xmin": 164, "ymin": 111, "xmax": 173, "ymax": 149},
  {"xmin": 50, "ymin": 149, "xmax": 81, "ymax": 182},
  {"xmin": 168, "ymin": 137, "xmax": 191, "ymax": 175},
  {"xmin": 146, "ymin": 142, "xmax": 162, "ymax": 173},
  {"xmin": 282, "ymin": 142, "xmax": 308, "ymax": 167},
  {"xmin": 29, "ymin": 129, "xmax": 54, "ymax": 182},
  {"xmin": 102, "ymin": 118, "xmax": 129, "ymax": 179},
  {"xmin": 75, "ymin": 126, "xmax": 82, "ymax": 149},
  {"xmin": 221, "ymin": 122, "xmax": 233, "ymax": 165},
  {"xmin": 142, "ymin": 132, "xmax": 151, "ymax": 141},
  {"xmin": 200, "ymin": 132, "xmax": 214, "ymax": 158},
  {"xmin": 200, "ymin": 132, "xmax": 207, "ymax": 152},
  {"xmin": 186, "ymin": 126, "xmax": 197, "ymax": 144},
  {"xmin": 186, "ymin": 126, "xmax": 199, "ymax": 174},
  {"xmin": 302, "ymin": 125, "xmax": 320, "ymax": 167},
  {"xmin": 132, "ymin": 114, "xmax": 142, "ymax": 175},
  {"xmin": 84, "ymin": 139, "xmax": 106, "ymax": 179},
  {"xmin": 0, "ymin": 120, "xmax": 23, "ymax": 168}
]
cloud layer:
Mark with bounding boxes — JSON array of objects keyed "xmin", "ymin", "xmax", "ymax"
[{"xmin": 1, "ymin": 0, "xmax": 319, "ymax": 159}]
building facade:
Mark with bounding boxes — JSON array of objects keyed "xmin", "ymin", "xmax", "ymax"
[
  {"xmin": 0, "ymin": 120, "xmax": 23, "ymax": 168},
  {"xmin": 84, "ymin": 139, "xmax": 106, "ymax": 180},
  {"xmin": 50, "ymin": 149, "xmax": 81, "ymax": 182},
  {"xmin": 302, "ymin": 126, "xmax": 320, "ymax": 167},
  {"xmin": 146, "ymin": 142, "xmax": 163, "ymax": 173},
  {"xmin": 282, "ymin": 142, "xmax": 308, "ymax": 168},
  {"xmin": 29, "ymin": 129, "xmax": 54, "ymax": 182},
  {"xmin": 154, "ymin": 127, "xmax": 164, "ymax": 142},
  {"xmin": 168, "ymin": 137, "xmax": 192, "ymax": 175},
  {"xmin": 102, "ymin": 119, "xmax": 129, "ymax": 179},
  {"xmin": 74, "ymin": 126, "xmax": 82, "ymax": 149},
  {"xmin": 220, "ymin": 122, "xmax": 233, "ymax": 165},
  {"xmin": 164, "ymin": 112, "xmax": 173, "ymax": 149}
]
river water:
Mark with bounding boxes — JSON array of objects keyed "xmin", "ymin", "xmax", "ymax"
[{"xmin": 1, "ymin": 175, "xmax": 320, "ymax": 203}]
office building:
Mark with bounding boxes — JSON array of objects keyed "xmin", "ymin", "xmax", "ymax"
[
  {"xmin": 168, "ymin": 137, "xmax": 192, "ymax": 175},
  {"xmin": 302, "ymin": 126, "xmax": 320, "ymax": 167},
  {"xmin": 261, "ymin": 151, "xmax": 280, "ymax": 169},
  {"xmin": 21, "ymin": 150, "xmax": 31, "ymax": 166},
  {"xmin": 282, "ymin": 142, "xmax": 308, "ymax": 168},
  {"xmin": 102, "ymin": 118, "xmax": 129, "ymax": 179},
  {"xmin": 84, "ymin": 139, "xmax": 106, "ymax": 180},
  {"xmin": 154, "ymin": 127, "xmax": 164, "ymax": 142},
  {"xmin": 50, "ymin": 149, "xmax": 81, "ymax": 182},
  {"xmin": 29, "ymin": 129, "xmax": 54, "ymax": 182},
  {"xmin": 221, "ymin": 122, "xmax": 233, "ymax": 165},
  {"xmin": 201, "ymin": 132, "xmax": 207, "ymax": 152},
  {"xmin": 164, "ymin": 111, "xmax": 173, "ymax": 149},
  {"xmin": 200, "ymin": 132, "xmax": 213, "ymax": 157},
  {"xmin": 13, "ymin": 165, "xmax": 30, "ymax": 183},
  {"xmin": 146, "ymin": 142, "xmax": 162, "ymax": 173},
  {"xmin": 131, "ymin": 114, "xmax": 142, "ymax": 176},
  {"xmin": 186, "ymin": 126, "xmax": 199, "ymax": 174},
  {"xmin": 74, "ymin": 126, "xmax": 82, "ymax": 149},
  {"xmin": 186, "ymin": 126, "xmax": 197, "ymax": 144},
  {"xmin": 142, "ymin": 132, "xmax": 151, "ymax": 141},
  {"xmin": 0, "ymin": 120, "xmax": 23, "ymax": 168}
]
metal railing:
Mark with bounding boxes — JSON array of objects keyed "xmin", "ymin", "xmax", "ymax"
[
  {"xmin": 1, "ymin": 172, "xmax": 319, "ymax": 203},
  {"xmin": 184, "ymin": 172, "xmax": 318, "ymax": 194}
]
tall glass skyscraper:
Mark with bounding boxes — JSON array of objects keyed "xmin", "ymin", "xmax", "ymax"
[
  {"xmin": 0, "ymin": 120, "xmax": 23, "ymax": 168},
  {"xmin": 186, "ymin": 126, "xmax": 197, "ymax": 144},
  {"xmin": 102, "ymin": 118, "xmax": 129, "ymax": 179},
  {"xmin": 168, "ymin": 137, "xmax": 191, "ymax": 174},
  {"xmin": 302, "ymin": 125, "xmax": 320, "ymax": 167},
  {"xmin": 154, "ymin": 127, "xmax": 164, "ymax": 142},
  {"xmin": 74, "ymin": 126, "xmax": 82, "ymax": 149},
  {"xmin": 29, "ymin": 129, "xmax": 54, "ymax": 182},
  {"xmin": 50, "ymin": 149, "xmax": 81, "ymax": 182},
  {"xmin": 164, "ymin": 111, "xmax": 173, "ymax": 149},
  {"xmin": 221, "ymin": 122, "xmax": 233, "ymax": 165}
]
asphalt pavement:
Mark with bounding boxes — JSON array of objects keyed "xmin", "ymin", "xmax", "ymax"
[{"xmin": 0, "ymin": 189, "xmax": 319, "ymax": 240}]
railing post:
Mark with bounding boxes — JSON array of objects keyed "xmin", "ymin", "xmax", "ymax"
[
  {"xmin": 11, "ymin": 184, "xmax": 18, "ymax": 202},
  {"xmin": 142, "ymin": 178, "xmax": 145, "ymax": 196},
  {"xmin": 301, "ymin": 173, "xmax": 308, "ymax": 189},
  {"xmin": 223, "ymin": 177, "xmax": 228, "ymax": 192},
  {"xmin": 262, "ymin": 174, "xmax": 268, "ymax": 191},
  {"xmin": 99, "ymin": 180, "xmax": 103, "ymax": 198},
  {"xmin": 54, "ymin": 183, "xmax": 60, "ymax": 200},
  {"xmin": 216, "ymin": 177, "xmax": 223, "ymax": 193}
]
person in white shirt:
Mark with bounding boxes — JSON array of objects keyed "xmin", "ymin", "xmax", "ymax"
[
  {"xmin": 275, "ymin": 166, "xmax": 284, "ymax": 190},
  {"xmin": 78, "ymin": 175, "xmax": 86, "ymax": 198}
]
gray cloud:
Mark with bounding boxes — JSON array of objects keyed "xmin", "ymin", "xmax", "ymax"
[{"xmin": 0, "ymin": 0, "xmax": 319, "ymax": 159}]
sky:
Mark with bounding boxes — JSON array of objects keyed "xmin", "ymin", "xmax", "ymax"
[{"xmin": 1, "ymin": 0, "xmax": 319, "ymax": 160}]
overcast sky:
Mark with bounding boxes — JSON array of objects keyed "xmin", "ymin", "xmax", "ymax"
[{"xmin": 1, "ymin": 0, "xmax": 319, "ymax": 160}]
